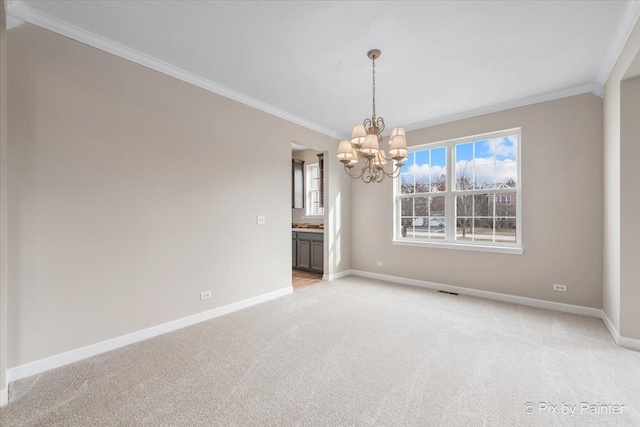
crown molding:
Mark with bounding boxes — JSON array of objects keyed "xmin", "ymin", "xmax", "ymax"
[
  {"xmin": 11, "ymin": 1, "xmax": 624, "ymax": 140},
  {"xmin": 401, "ymin": 82, "xmax": 600, "ymax": 133},
  {"xmin": 17, "ymin": 4, "xmax": 342, "ymax": 140},
  {"xmin": 6, "ymin": 0, "xmax": 26, "ymax": 29},
  {"xmin": 596, "ymin": 0, "xmax": 640, "ymax": 85}
]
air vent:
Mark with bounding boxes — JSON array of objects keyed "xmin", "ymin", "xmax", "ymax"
[{"xmin": 438, "ymin": 290, "xmax": 459, "ymax": 295}]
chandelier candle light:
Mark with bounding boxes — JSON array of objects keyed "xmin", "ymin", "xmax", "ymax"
[{"xmin": 337, "ymin": 49, "xmax": 408, "ymax": 183}]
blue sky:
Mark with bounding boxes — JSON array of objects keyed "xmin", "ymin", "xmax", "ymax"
[
  {"xmin": 455, "ymin": 136, "xmax": 517, "ymax": 164},
  {"xmin": 401, "ymin": 134, "xmax": 518, "ymax": 189}
]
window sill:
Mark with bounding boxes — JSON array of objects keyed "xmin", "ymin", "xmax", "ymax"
[{"xmin": 392, "ymin": 239, "xmax": 524, "ymax": 255}]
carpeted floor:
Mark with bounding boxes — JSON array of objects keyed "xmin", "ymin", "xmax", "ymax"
[{"xmin": 1, "ymin": 276, "xmax": 639, "ymax": 426}]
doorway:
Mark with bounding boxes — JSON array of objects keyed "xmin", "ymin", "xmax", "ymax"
[{"xmin": 291, "ymin": 142, "xmax": 327, "ymax": 291}]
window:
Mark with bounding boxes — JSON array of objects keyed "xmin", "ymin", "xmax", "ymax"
[
  {"xmin": 496, "ymin": 195, "xmax": 512, "ymax": 205},
  {"xmin": 306, "ymin": 163, "xmax": 323, "ymax": 217},
  {"xmin": 394, "ymin": 129, "xmax": 521, "ymax": 254}
]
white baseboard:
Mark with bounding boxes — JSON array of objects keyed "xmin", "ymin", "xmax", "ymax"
[
  {"xmin": 0, "ymin": 388, "xmax": 7, "ymax": 407},
  {"xmin": 350, "ymin": 270, "xmax": 602, "ymax": 317},
  {"xmin": 7, "ymin": 286, "xmax": 293, "ymax": 384},
  {"xmin": 600, "ymin": 310, "xmax": 620, "ymax": 344},
  {"xmin": 601, "ymin": 311, "xmax": 640, "ymax": 351},
  {"xmin": 349, "ymin": 270, "xmax": 640, "ymax": 352},
  {"xmin": 323, "ymin": 269, "xmax": 353, "ymax": 281},
  {"xmin": 618, "ymin": 335, "xmax": 640, "ymax": 352}
]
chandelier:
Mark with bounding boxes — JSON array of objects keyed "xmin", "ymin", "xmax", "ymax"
[{"xmin": 337, "ymin": 49, "xmax": 408, "ymax": 183}]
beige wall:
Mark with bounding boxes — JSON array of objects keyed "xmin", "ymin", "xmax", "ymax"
[
  {"xmin": 7, "ymin": 24, "xmax": 350, "ymax": 368},
  {"xmin": 292, "ymin": 149, "xmax": 324, "ymax": 225},
  {"xmin": 352, "ymin": 94, "xmax": 603, "ymax": 308},
  {"xmin": 603, "ymin": 19, "xmax": 640, "ymax": 333},
  {"xmin": 1, "ymin": 0, "xmax": 8, "ymax": 396},
  {"xmin": 620, "ymin": 76, "xmax": 640, "ymax": 340}
]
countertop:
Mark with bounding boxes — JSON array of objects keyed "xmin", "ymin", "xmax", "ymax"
[{"xmin": 292, "ymin": 228, "xmax": 324, "ymax": 234}]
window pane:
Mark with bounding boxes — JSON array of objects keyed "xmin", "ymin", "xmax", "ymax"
[
  {"xmin": 495, "ymin": 162, "xmax": 517, "ymax": 188},
  {"xmin": 413, "ymin": 217, "xmax": 429, "ymax": 239},
  {"xmin": 473, "ymin": 164, "xmax": 494, "ymax": 189},
  {"xmin": 400, "ymin": 152, "xmax": 415, "ymax": 174},
  {"xmin": 431, "ymin": 147, "xmax": 446, "ymax": 167},
  {"xmin": 456, "ymin": 195, "xmax": 473, "ymax": 217},
  {"xmin": 401, "ymin": 198, "xmax": 414, "ymax": 217},
  {"xmin": 473, "ymin": 218, "xmax": 494, "ymax": 241},
  {"xmin": 473, "ymin": 193, "xmax": 493, "ymax": 217},
  {"xmin": 495, "ymin": 135, "xmax": 517, "ymax": 162},
  {"xmin": 456, "ymin": 218, "xmax": 473, "ymax": 241},
  {"xmin": 495, "ymin": 218, "xmax": 517, "ymax": 243},
  {"xmin": 474, "ymin": 139, "xmax": 494, "ymax": 159},
  {"xmin": 400, "ymin": 174, "xmax": 414, "ymax": 194},
  {"xmin": 429, "ymin": 216, "xmax": 446, "ymax": 239},
  {"xmin": 415, "ymin": 150, "xmax": 430, "ymax": 169},
  {"xmin": 415, "ymin": 197, "xmax": 428, "ymax": 216},
  {"xmin": 415, "ymin": 171, "xmax": 430, "ymax": 193},
  {"xmin": 401, "ymin": 218, "xmax": 415, "ymax": 238},
  {"xmin": 456, "ymin": 164, "xmax": 473, "ymax": 190},
  {"xmin": 431, "ymin": 147, "xmax": 447, "ymax": 192},
  {"xmin": 430, "ymin": 196, "xmax": 445, "ymax": 216},
  {"xmin": 431, "ymin": 171, "xmax": 445, "ymax": 192},
  {"xmin": 456, "ymin": 142, "xmax": 473, "ymax": 165},
  {"xmin": 495, "ymin": 192, "xmax": 516, "ymax": 217}
]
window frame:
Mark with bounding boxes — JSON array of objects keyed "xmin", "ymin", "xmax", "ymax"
[
  {"xmin": 393, "ymin": 128, "xmax": 523, "ymax": 255},
  {"xmin": 305, "ymin": 163, "xmax": 324, "ymax": 217}
]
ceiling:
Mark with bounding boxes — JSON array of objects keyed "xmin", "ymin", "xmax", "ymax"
[{"xmin": 19, "ymin": 1, "xmax": 634, "ymax": 138}]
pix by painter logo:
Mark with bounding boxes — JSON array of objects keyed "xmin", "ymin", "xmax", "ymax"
[{"xmin": 524, "ymin": 402, "xmax": 625, "ymax": 416}]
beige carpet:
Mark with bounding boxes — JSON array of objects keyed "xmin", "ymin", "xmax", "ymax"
[{"xmin": 1, "ymin": 276, "xmax": 639, "ymax": 426}]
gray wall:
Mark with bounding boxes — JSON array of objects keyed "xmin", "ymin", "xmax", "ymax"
[
  {"xmin": 620, "ymin": 76, "xmax": 640, "ymax": 340},
  {"xmin": 603, "ymin": 18, "xmax": 640, "ymax": 334},
  {"xmin": 292, "ymin": 149, "xmax": 324, "ymax": 225},
  {"xmin": 7, "ymin": 24, "xmax": 350, "ymax": 368},
  {"xmin": 0, "ymin": 0, "xmax": 8, "ymax": 396},
  {"xmin": 351, "ymin": 93, "xmax": 604, "ymax": 308}
]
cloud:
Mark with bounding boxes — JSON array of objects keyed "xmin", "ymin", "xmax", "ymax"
[{"xmin": 494, "ymin": 136, "xmax": 517, "ymax": 160}]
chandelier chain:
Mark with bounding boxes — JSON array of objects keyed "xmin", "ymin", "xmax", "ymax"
[{"xmin": 372, "ymin": 55, "xmax": 376, "ymax": 121}]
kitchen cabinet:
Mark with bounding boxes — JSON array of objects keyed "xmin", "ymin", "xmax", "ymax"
[
  {"xmin": 292, "ymin": 233, "xmax": 297, "ymax": 267},
  {"xmin": 292, "ymin": 231, "xmax": 323, "ymax": 273}
]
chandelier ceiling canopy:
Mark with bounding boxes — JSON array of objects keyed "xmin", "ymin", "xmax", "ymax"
[{"xmin": 337, "ymin": 49, "xmax": 408, "ymax": 183}]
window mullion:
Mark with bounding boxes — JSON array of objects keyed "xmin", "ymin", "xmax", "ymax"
[{"xmin": 445, "ymin": 143, "xmax": 455, "ymax": 242}]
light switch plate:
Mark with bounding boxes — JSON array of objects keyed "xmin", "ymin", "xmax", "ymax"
[{"xmin": 257, "ymin": 215, "xmax": 266, "ymax": 225}]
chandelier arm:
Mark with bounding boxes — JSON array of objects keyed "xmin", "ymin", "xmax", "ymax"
[
  {"xmin": 342, "ymin": 164, "xmax": 359, "ymax": 179},
  {"xmin": 376, "ymin": 117, "xmax": 385, "ymax": 136},
  {"xmin": 344, "ymin": 158, "xmax": 370, "ymax": 180},
  {"xmin": 345, "ymin": 165, "xmax": 364, "ymax": 180},
  {"xmin": 389, "ymin": 167, "xmax": 402, "ymax": 179},
  {"xmin": 363, "ymin": 117, "xmax": 372, "ymax": 133},
  {"xmin": 378, "ymin": 150, "xmax": 392, "ymax": 161},
  {"xmin": 361, "ymin": 169, "xmax": 374, "ymax": 183}
]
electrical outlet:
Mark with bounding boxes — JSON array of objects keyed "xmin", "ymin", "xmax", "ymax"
[
  {"xmin": 376, "ymin": 261, "xmax": 384, "ymax": 267},
  {"xmin": 553, "ymin": 284, "xmax": 567, "ymax": 292},
  {"xmin": 257, "ymin": 215, "xmax": 266, "ymax": 225},
  {"xmin": 200, "ymin": 291, "xmax": 212, "ymax": 300}
]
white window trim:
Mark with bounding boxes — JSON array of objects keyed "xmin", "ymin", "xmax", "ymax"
[
  {"xmin": 392, "ymin": 128, "xmax": 523, "ymax": 254},
  {"xmin": 305, "ymin": 163, "xmax": 324, "ymax": 217}
]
